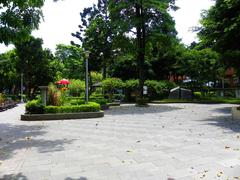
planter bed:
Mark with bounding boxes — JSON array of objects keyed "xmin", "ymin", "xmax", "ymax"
[{"xmin": 21, "ymin": 111, "xmax": 104, "ymax": 121}]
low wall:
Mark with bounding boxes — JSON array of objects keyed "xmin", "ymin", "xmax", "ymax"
[{"xmin": 21, "ymin": 111, "xmax": 104, "ymax": 121}]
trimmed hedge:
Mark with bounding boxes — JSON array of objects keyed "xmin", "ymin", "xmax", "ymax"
[
  {"xmin": 26, "ymin": 100, "xmax": 45, "ymax": 114},
  {"xmin": 45, "ymin": 102, "xmax": 100, "ymax": 114}
]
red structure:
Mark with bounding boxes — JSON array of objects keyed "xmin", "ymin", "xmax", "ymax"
[{"xmin": 57, "ymin": 79, "xmax": 70, "ymax": 85}]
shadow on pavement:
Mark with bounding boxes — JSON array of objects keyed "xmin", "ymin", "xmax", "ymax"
[
  {"xmin": 65, "ymin": 177, "xmax": 88, "ymax": 180},
  {"xmin": 199, "ymin": 114, "xmax": 240, "ymax": 133},
  {"xmin": 0, "ymin": 173, "xmax": 28, "ymax": 180},
  {"xmin": 105, "ymin": 104, "xmax": 181, "ymax": 116},
  {"xmin": 0, "ymin": 123, "xmax": 74, "ymax": 161},
  {"xmin": 211, "ymin": 106, "xmax": 232, "ymax": 114}
]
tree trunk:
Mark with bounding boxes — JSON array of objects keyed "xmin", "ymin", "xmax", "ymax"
[{"xmin": 136, "ymin": 2, "xmax": 145, "ymax": 98}]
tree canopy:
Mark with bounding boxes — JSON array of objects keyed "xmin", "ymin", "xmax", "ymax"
[
  {"xmin": 0, "ymin": 0, "xmax": 45, "ymax": 45},
  {"xmin": 198, "ymin": 0, "xmax": 240, "ymax": 67}
]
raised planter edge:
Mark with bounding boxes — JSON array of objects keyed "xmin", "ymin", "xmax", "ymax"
[{"xmin": 21, "ymin": 111, "xmax": 104, "ymax": 121}]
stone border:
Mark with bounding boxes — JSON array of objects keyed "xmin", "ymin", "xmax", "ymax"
[
  {"xmin": 232, "ymin": 107, "xmax": 240, "ymax": 121},
  {"xmin": 21, "ymin": 111, "xmax": 104, "ymax": 121},
  {"xmin": 108, "ymin": 102, "xmax": 120, "ymax": 107}
]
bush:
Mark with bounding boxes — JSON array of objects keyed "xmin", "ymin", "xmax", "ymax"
[
  {"xmin": 125, "ymin": 79, "xmax": 139, "ymax": 89},
  {"xmin": 193, "ymin": 92, "xmax": 202, "ymax": 99},
  {"xmin": 93, "ymin": 98, "xmax": 108, "ymax": 105},
  {"xmin": 26, "ymin": 99, "xmax": 45, "ymax": 114},
  {"xmin": 102, "ymin": 78, "xmax": 124, "ymax": 100},
  {"xmin": 144, "ymin": 80, "xmax": 176, "ymax": 99},
  {"xmin": 69, "ymin": 99, "xmax": 85, "ymax": 105},
  {"xmin": 45, "ymin": 102, "xmax": 100, "ymax": 114},
  {"xmin": 136, "ymin": 97, "xmax": 149, "ymax": 106},
  {"xmin": 68, "ymin": 79, "xmax": 85, "ymax": 96},
  {"xmin": 0, "ymin": 93, "xmax": 6, "ymax": 104},
  {"xmin": 48, "ymin": 83, "xmax": 62, "ymax": 106},
  {"xmin": 90, "ymin": 94, "xmax": 104, "ymax": 99}
]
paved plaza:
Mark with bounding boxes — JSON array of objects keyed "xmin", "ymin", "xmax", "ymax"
[{"xmin": 0, "ymin": 103, "xmax": 240, "ymax": 180}]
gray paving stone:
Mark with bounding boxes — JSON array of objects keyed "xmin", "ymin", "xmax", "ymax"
[{"xmin": 0, "ymin": 103, "xmax": 240, "ymax": 179}]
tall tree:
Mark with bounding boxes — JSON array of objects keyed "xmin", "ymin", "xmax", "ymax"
[
  {"xmin": 72, "ymin": 0, "xmax": 114, "ymax": 78},
  {"xmin": 108, "ymin": 0, "xmax": 177, "ymax": 98},
  {"xmin": 0, "ymin": 50, "xmax": 19, "ymax": 93},
  {"xmin": 15, "ymin": 36, "xmax": 55, "ymax": 98},
  {"xmin": 198, "ymin": 0, "xmax": 240, "ymax": 68},
  {"xmin": 0, "ymin": 0, "xmax": 45, "ymax": 45},
  {"xmin": 55, "ymin": 44, "xmax": 84, "ymax": 79}
]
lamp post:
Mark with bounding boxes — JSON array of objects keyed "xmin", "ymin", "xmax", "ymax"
[
  {"xmin": 84, "ymin": 51, "xmax": 90, "ymax": 104},
  {"xmin": 20, "ymin": 73, "xmax": 24, "ymax": 103}
]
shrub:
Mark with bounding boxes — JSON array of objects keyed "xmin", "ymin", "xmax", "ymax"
[
  {"xmin": 90, "ymin": 94, "xmax": 104, "ymax": 99},
  {"xmin": 136, "ymin": 97, "xmax": 149, "ymax": 106},
  {"xmin": 68, "ymin": 79, "xmax": 85, "ymax": 97},
  {"xmin": 125, "ymin": 79, "xmax": 139, "ymax": 89},
  {"xmin": 91, "ymin": 71, "xmax": 103, "ymax": 84},
  {"xmin": 48, "ymin": 83, "xmax": 62, "ymax": 106},
  {"xmin": 144, "ymin": 80, "xmax": 176, "ymax": 99},
  {"xmin": 45, "ymin": 102, "xmax": 100, "ymax": 114},
  {"xmin": 26, "ymin": 99, "xmax": 45, "ymax": 114},
  {"xmin": 0, "ymin": 93, "xmax": 6, "ymax": 104},
  {"xmin": 69, "ymin": 99, "xmax": 85, "ymax": 105},
  {"xmin": 93, "ymin": 98, "xmax": 108, "ymax": 105},
  {"xmin": 102, "ymin": 78, "xmax": 124, "ymax": 100},
  {"xmin": 193, "ymin": 92, "xmax": 202, "ymax": 99}
]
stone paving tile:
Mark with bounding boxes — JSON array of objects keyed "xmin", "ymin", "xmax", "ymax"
[{"xmin": 0, "ymin": 103, "xmax": 240, "ymax": 180}]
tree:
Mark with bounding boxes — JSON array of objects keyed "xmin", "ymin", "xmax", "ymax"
[
  {"xmin": 0, "ymin": 50, "xmax": 19, "ymax": 93},
  {"xmin": 72, "ymin": 0, "xmax": 114, "ymax": 78},
  {"xmin": 0, "ymin": 0, "xmax": 45, "ymax": 45},
  {"xmin": 198, "ymin": 0, "xmax": 240, "ymax": 67},
  {"xmin": 55, "ymin": 44, "xmax": 84, "ymax": 79},
  {"xmin": 108, "ymin": 0, "xmax": 177, "ymax": 98},
  {"xmin": 177, "ymin": 48, "xmax": 221, "ymax": 86},
  {"xmin": 15, "ymin": 36, "xmax": 55, "ymax": 98}
]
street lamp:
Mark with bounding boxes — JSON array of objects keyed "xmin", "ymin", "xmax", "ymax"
[
  {"xmin": 20, "ymin": 73, "xmax": 24, "ymax": 103},
  {"xmin": 84, "ymin": 50, "xmax": 90, "ymax": 104}
]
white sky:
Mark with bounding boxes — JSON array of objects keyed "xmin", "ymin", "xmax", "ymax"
[{"xmin": 0, "ymin": 0, "xmax": 214, "ymax": 53}]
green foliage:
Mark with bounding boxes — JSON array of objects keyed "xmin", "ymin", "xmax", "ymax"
[
  {"xmin": 125, "ymin": 79, "xmax": 139, "ymax": 89},
  {"xmin": 0, "ymin": 93, "xmax": 6, "ymax": 104},
  {"xmin": 15, "ymin": 36, "xmax": 56, "ymax": 98},
  {"xmin": 68, "ymin": 79, "xmax": 85, "ymax": 97},
  {"xmin": 93, "ymin": 98, "xmax": 108, "ymax": 105},
  {"xmin": 72, "ymin": 0, "xmax": 113, "ymax": 76},
  {"xmin": 198, "ymin": 0, "xmax": 240, "ymax": 68},
  {"xmin": 177, "ymin": 48, "xmax": 221, "ymax": 86},
  {"xmin": 0, "ymin": 50, "xmax": 19, "ymax": 92},
  {"xmin": 0, "ymin": 0, "xmax": 44, "ymax": 44},
  {"xmin": 193, "ymin": 92, "xmax": 202, "ymax": 99},
  {"xmin": 45, "ymin": 102, "xmax": 100, "ymax": 114},
  {"xmin": 25, "ymin": 99, "xmax": 44, "ymax": 114},
  {"xmin": 144, "ymin": 80, "xmax": 176, "ymax": 99},
  {"xmin": 68, "ymin": 99, "xmax": 85, "ymax": 106},
  {"xmin": 91, "ymin": 72, "xmax": 103, "ymax": 84},
  {"xmin": 47, "ymin": 83, "xmax": 62, "ymax": 106},
  {"xmin": 102, "ymin": 78, "xmax": 124, "ymax": 91},
  {"xmin": 55, "ymin": 44, "xmax": 84, "ymax": 79}
]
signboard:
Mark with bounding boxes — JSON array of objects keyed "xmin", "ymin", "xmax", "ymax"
[{"xmin": 143, "ymin": 86, "xmax": 148, "ymax": 95}]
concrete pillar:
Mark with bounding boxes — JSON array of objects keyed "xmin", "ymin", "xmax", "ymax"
[{"xmin": 39, "ymin": 86, "xmax": 48, "ymax": 106}]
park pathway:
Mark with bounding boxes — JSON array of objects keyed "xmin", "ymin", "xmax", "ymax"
[{"xmin": 0, "ymin": 103, "xmax": 240, "ymax": 180}]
